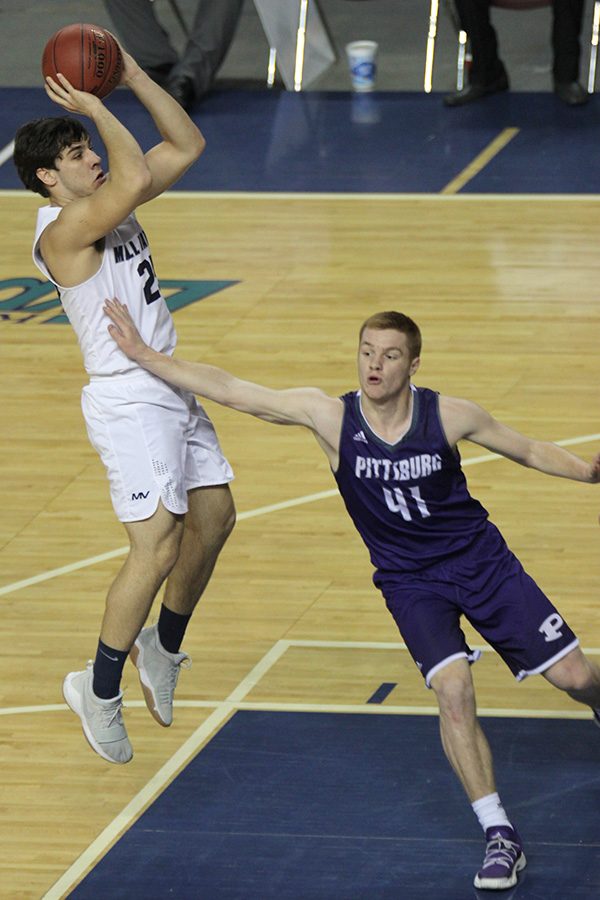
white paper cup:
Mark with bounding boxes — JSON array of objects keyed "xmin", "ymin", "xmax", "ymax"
[{"xmin": 345, "ymin": 40, "xmax": 378, "ymax": 92}]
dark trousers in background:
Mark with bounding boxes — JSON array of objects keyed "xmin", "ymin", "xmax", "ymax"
[
  {"xmin": 103, "ymin": 0, "xmax": 245, "ymax": 97},
  {"xmin": 453, "ymin": 0, "xmax": 585, "ymax": 85}
]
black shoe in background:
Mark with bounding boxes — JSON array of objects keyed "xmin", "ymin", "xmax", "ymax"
[
  {"xmin": 165, "ymin": 75, "xmax": 196, "ymax": 111},
  {"xmin": 444, "ymin": 72, "xmax": 509, "ymax": 107},
  {"xmin": 144, "ymin": 63, "xmax": 174, "ymax": 87},
  {"xmin": 554, "ymin": 81, "xmax": 589, "ymax": 106}
]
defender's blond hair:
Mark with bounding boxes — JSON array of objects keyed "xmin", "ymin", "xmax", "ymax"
[{"xmin": 359, "ymin": 312, "xmax": 422, "ymax": 360}]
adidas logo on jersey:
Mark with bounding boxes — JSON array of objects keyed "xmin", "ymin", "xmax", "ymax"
[{"xmin": 353, "ymin": 430, "xmax": 368, "ymax": 443}]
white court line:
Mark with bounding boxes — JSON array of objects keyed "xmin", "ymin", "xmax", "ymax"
[
  {"xmin": 42, "ymin": 703, "xmax": 236, "ymax": 900},
  {"xmin": 6, "ymin": 642, "xmax": 600, "ymax": 719},
  {"xmin": 2, "ymin": 188, "xmax": 600, "ymax": 201},
  {"xmin": 0, "ymin": 700, "xmax": 221, "ymax": 717},
  {"xmin": 142, "ymin": 191, "xmax": 600, "ymax": 202},
  {"xmin": 2, "ymin": 432, "xmax": 599, "ymax": 600},
  {"xmin": 39, "ymin": 636, "xmax": 600, "ymax": 898},
  {"xmin": 42, "ymin": 637, "xmax": 292, "ymax": 899},
  {"xmin": 0, "ymin": 490, "xmax": 340, "ymax": 598},
  {"xmin": 5, "ymin": 697, "xmax": 595, "ymax": 721},
  {"xmin": 236, "ymin": 702, "xmax": 594, "ymax": 720},
  {"xmin": 0, "ymin": 546, "xmax": 133, "ymax": 597},
  {"xmin": 276, "ymin": 639, "xmax": 600, "ymax": 653},
  {"xmin": 0, "ymin": 140, "xmax": 15, "ymax": 168},
  {"xmin": 2, "ymin": 145, "xmax": 596, "ymax": 892}
]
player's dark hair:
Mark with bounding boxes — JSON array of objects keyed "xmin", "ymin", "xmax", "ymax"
[
  {"xmin": 359, "ymin": 311, "xmax": 422, "ymax": 360},
  {"xmin": 13, "ymin": 117, "xmax": 90, "ymax": 197}
]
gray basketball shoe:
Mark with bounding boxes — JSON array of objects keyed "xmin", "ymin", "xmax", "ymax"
[
  {"xmin": 63, "ymin": 663, "xmax": 132, "ymax": 764},
  {"xmin": 130, "ymin": 624, "xmax": 190, "ymax": 727}
]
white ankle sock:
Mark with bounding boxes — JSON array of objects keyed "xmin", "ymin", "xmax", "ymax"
[{"xmin": 472, "ymin": 792, "xmax": 512, "ymax": 832}]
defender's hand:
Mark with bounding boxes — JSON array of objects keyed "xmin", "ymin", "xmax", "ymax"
[
  {"xmin": 589, "ymin": 451, "xmax": 600, "ymax": 484},
  {"xmin": 104, "ymin": 297, "xmax": 148, "ymax": 361}
]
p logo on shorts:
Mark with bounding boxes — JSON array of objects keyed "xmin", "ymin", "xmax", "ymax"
[{"xmin": 538, "ymin": 613, "xmax": 564, "ymax": 642}]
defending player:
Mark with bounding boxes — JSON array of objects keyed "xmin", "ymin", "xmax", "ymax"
[
  {"xmin": 104, "ymin": 299, "xmax": 600, "ymax": 890},
  {"xmin": 13, "ymin": 49, "xmax": 235, "ymax": 764}
]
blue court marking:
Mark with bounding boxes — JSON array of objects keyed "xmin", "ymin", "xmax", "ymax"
[
  {"xmin": 0, "ymin": 277, "xmax": 237, "ymax": 324},
  {"xmin": 455, "ymin": 93, "xmax": 600, "ymax": 193},
  {"xmin": 71, "ymin": 712, "xmax": 600, "ymax": 899},
  {"xmin": 366, "ymin": 682, "xmax": 397, "ymax": 704},
  {"xmin": 3, "ymin": 87, "xmax": 600, "ymax": 194}
]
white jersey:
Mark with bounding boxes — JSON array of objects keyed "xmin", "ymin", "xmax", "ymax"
[{"xmin": 32, "ymin": 207, "xmax": 177, "ymax": 377}]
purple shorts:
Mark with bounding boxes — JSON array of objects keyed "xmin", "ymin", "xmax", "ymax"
[{"xmin": 382, "ymin": 523, "xmax": 578, "ymax": 687}]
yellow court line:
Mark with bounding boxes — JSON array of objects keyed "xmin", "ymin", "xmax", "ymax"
[{"xmin": 440, "ymin": 127, "xmax": 520, "ymax": 195}]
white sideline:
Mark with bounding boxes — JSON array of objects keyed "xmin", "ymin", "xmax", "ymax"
[
  {"xmin": 42, "ymin": 639, "xmax": 290, "ymax": 899},
  {"xmin": 0, "ymin": 140, "xmax": 15, "ymax": 167},
  {"xmin": 0, "ymin": 428, "xmax": 595, "ymax": 896},
  {"xmin": 2, "ymin": 432, "xmax": 599, "ymax": 599},
  {"xmin": 3, "ymin": 187, "xmax": 600, "ymax": 199},
  {"xmin": 40, "ymin": 637, "xmax": 600, "ymax": 898}
]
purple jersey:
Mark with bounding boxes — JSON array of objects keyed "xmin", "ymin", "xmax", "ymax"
[{"xmin": 334, "ymin": 387, "xmax": 490, "ymax": 583}]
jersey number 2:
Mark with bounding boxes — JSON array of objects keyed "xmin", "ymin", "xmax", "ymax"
[{"xmin": 137, "ymin": 257, "xmax": 161, "ymax": 305}]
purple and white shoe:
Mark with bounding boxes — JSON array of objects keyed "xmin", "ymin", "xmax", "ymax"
[{"xmin": 474, "ymin": 825, "xmax": 526, "ymax": 890}]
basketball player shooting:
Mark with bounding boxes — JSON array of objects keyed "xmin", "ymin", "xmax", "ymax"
[
  {"xmin": 13, "ymin": 37, "xmax": 235, "ymax": 765},
  {"xmin": 104, "ymin": 299, "xmax": 600, "ymax": 891}
]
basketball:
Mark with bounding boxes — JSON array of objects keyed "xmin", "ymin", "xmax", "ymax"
[{"xmin": 41, "ymin": 24, "xmax": 123, "ymax": 99}]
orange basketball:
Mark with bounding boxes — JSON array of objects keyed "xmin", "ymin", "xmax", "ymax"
[{"xmin": 41, "ymin": 23, "xmax": 123, "ymax": 100}]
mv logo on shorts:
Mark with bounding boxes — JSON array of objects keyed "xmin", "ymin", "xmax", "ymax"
[
  {"xmin": 538, "ymin": 613, "xmax": 564, "ymax": 642},
  {"xmin": 131, "ymin": 491, "xmax": 150, "ymax": 501}
]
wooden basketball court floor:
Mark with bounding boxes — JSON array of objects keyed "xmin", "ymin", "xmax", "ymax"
[{"xmin": 1, "ymin": 91, "xmax": 600, "ymax": 898}]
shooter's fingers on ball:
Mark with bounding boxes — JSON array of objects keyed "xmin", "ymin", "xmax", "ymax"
[
  {"xmin": 44, "ymin": 84, "xmax": 81, "ymax": 112},
  {"xmin": 45, "ymin": 74, "xmax": 102, "ymax": 114},
  {"xmin": 44, "ymin": 74, "xmax": 78, "ymax": 101},
  {"xmin": 44, "ymin": 74, "xmax": 65, "ymax": 94},
  {"xmin": 44, "ymin": 77, "xmax": 78, "ymax": 110}
]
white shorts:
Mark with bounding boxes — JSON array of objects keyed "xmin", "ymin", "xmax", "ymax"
[{"xmin": 81, "ymin": 370, "xmax": 233, "ymax": 522}]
